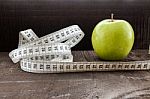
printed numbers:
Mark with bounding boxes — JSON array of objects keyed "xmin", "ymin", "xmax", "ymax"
[
  {"xmin": 28, "ymin": 63, "xmax": 31, "ymax": 68},
  {"xmin": 56, "ymin": 35, "xmax": 60, "ymax": 39},
  {"xmin": 54, "ymin": 46, "xmax": 58, "ymax": 50},
  {"xmin": 44, "ymin": 39, "xmax": 48, "ymax": 43},
  {"xmin": 29, "ymin": 49, "xmax": 33, "ymax": 53},
  {"xmin": 41, "ymin": 47, "xmax": 45, "ymax": 52},
  {"xmin": 19, "ymin": 51, "xmax": 22, "ymax": 55},
  {"xmin": 49, "ymin": 37, "xmax": 54, "ymax": 41},
  {"xmin": 40, "ymin": 64, "xmax": 44, "ymax": 69},
  {"xmin": 86, "ymin": 65, "xmax": 90, "ymax": 69},
  {"xmin": 72, "ymin": 39, "xmax": 76, "ymax": 43},
  {"xmin": 144, "ymin": 64, "xmax": 148, "ymax": 68},
  {"xmin": 60, "ymin": 46, "xmax": 63, "ymax": 50},
  {"xmin": 131, "ymin": 65, "xmax": 135, "ymax": 68},
  {"xmin": 66, "ymin": 31, "xmax": 70, "ymax": 35},
  {"xmin": 51, "ymin": 55, "xmax": 55, "ymax": 59},
  {"xmin": 73, "ymin": 65, "xmax": 77, "ymax": 69},
  {"xmin": 46, "ymin": 65, "xmax": 51, "ymax": 70},
  {"xmin": 53, "ymin": 65, "xmax": 57, "ymax": 70},
  {"xmin": 24, "ymin": 50, "xmax": 27, "ymax": 54},
  {"xmin": 105, "ymin": 65, "xmax": 110, "ymax": 68},
  {"xmin": 30, "ymin": 37, "xmax": 35, "ymax": 41},
  {"xmin": 60, "ymin": 65, "xmax": 64, "ymax": 70},
  {"xmin": 35, "ymin": 48, "xmax": 39, "ymax": 52},
  {"xmin": 118, "ymin": 64, "xmax": 122, "ymax": 68},
  {"xmin": 48, "ymin": 47, "xmax": 52, "ymax": 51},
  {"xmin": 33, "ymin": 64, "xmax": 37, "ymax": 69},
  {"xmin": 125, "ymin": 65, "xmax": 129, "ymax": 68},
  {"xmin": 63, "ymin": 55, "xmax": 69, "ymax": 59},
  {"xmin": 79, "ymin": 65, "xmax": 84, "ymax": 69},
  {"xmin": 112, "ymin": 65, "xmax": 116, "ymax": 68},
  {"xmin": 27, "ymin": 34, "xmax": 31, "ymax": 37},
  {"xmin": 38, "ymin": 41, "xmax": 42, "ymax": 45},
  {"xmin": 99, "ymin": 65, "xmax": 103, "ymax": 69},
  {"xmin": 137, "ymin": 64, "xmax": 141, "ymax": 68},
  {"xmin": 61, "ymin": 32, "xmax": 65, "ymax": 37},
  {"xmin": 76, "ymin": 36, "xmax": 79, "ymax": 39},
  {"xmin": 66, "ymin": 65, "xmax": 70, "ymax": 69},
  {"xmin": 35, "ymin": 56, "xmax": 39, "ymax": 60},
  {"xmin": 45, "ymin": 55, "xmax": 50, "ymax": 60},
  {"xmin": 70, "ymin": 29, "xmax": 74, "ymax": 33}
]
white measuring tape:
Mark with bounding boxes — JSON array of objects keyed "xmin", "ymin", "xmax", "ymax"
[{"xmin": 9, "ymin": 25, "xmax": 150, "ymax": 73}]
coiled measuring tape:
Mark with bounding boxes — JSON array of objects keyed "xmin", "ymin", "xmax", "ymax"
[{"xmin": 9, "ymin": 25, "xmax": 150, "ymax": 73}]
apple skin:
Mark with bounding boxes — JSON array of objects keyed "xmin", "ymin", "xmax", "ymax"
[{"xmin": 92, "ymin": 19, "xmax": 134, "ymax": 60}]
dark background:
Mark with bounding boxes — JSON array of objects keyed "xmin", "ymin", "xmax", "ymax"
[{"xmin": 0, "ymin": 0, "xmax": 150, "ymax": 51}]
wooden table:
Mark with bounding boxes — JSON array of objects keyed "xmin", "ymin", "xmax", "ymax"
[{"xmin": 0, "ymin": 50, "xmax": 150, "ymax": 99}]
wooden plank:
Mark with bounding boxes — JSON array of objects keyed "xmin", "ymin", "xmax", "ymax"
[
  {"xmin": 0, "ymin": 50, "xmax": 150, "ymax": 98},
  {"xmin": 73, "ymin": 50, "xmax": 150, "ymax": 62}
]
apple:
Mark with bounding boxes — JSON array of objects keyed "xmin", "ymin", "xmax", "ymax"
[{"xmin": 91, "ymin": 14, "xmax": 134, "ymax": 60}]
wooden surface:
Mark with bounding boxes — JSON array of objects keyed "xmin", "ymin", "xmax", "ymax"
[
  {"xmin": 73, "ymin": 50, "xmax": 150, "ymax": 62},
  {"xmin": 0, "ymin": 50, "xmax": 150, "ymax": 99}
]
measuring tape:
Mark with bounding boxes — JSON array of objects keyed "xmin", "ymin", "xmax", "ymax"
[{"xmin": 9, "ymin": 25, "xmax": 150, "ymax": 73}]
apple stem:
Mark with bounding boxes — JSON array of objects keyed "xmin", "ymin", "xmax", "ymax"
[{"xmin": 111, "ymin": 13, "xmax": 114, "ymax": 22}]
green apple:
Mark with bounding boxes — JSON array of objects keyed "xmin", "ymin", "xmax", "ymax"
[{"xmin": 91, "ymin": 14, "xmax": 134, "ymax": 60}]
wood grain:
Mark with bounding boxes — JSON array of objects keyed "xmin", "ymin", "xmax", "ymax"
[
  {"xmin": 73, "ymin": 50, "xmax": 150, "ymax": 62},
  {"xmin": 0, "ymin": 50, "xmax": 150, "ymax": 99}
]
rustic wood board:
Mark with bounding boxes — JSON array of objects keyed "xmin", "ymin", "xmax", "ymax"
[
  {"xmin": 0, "ymin": 50, "xmax": 150, "ymax": 99},
  {"xmin": 73, "ymin": 50, "xmax": 150, "ymax": 62}
]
